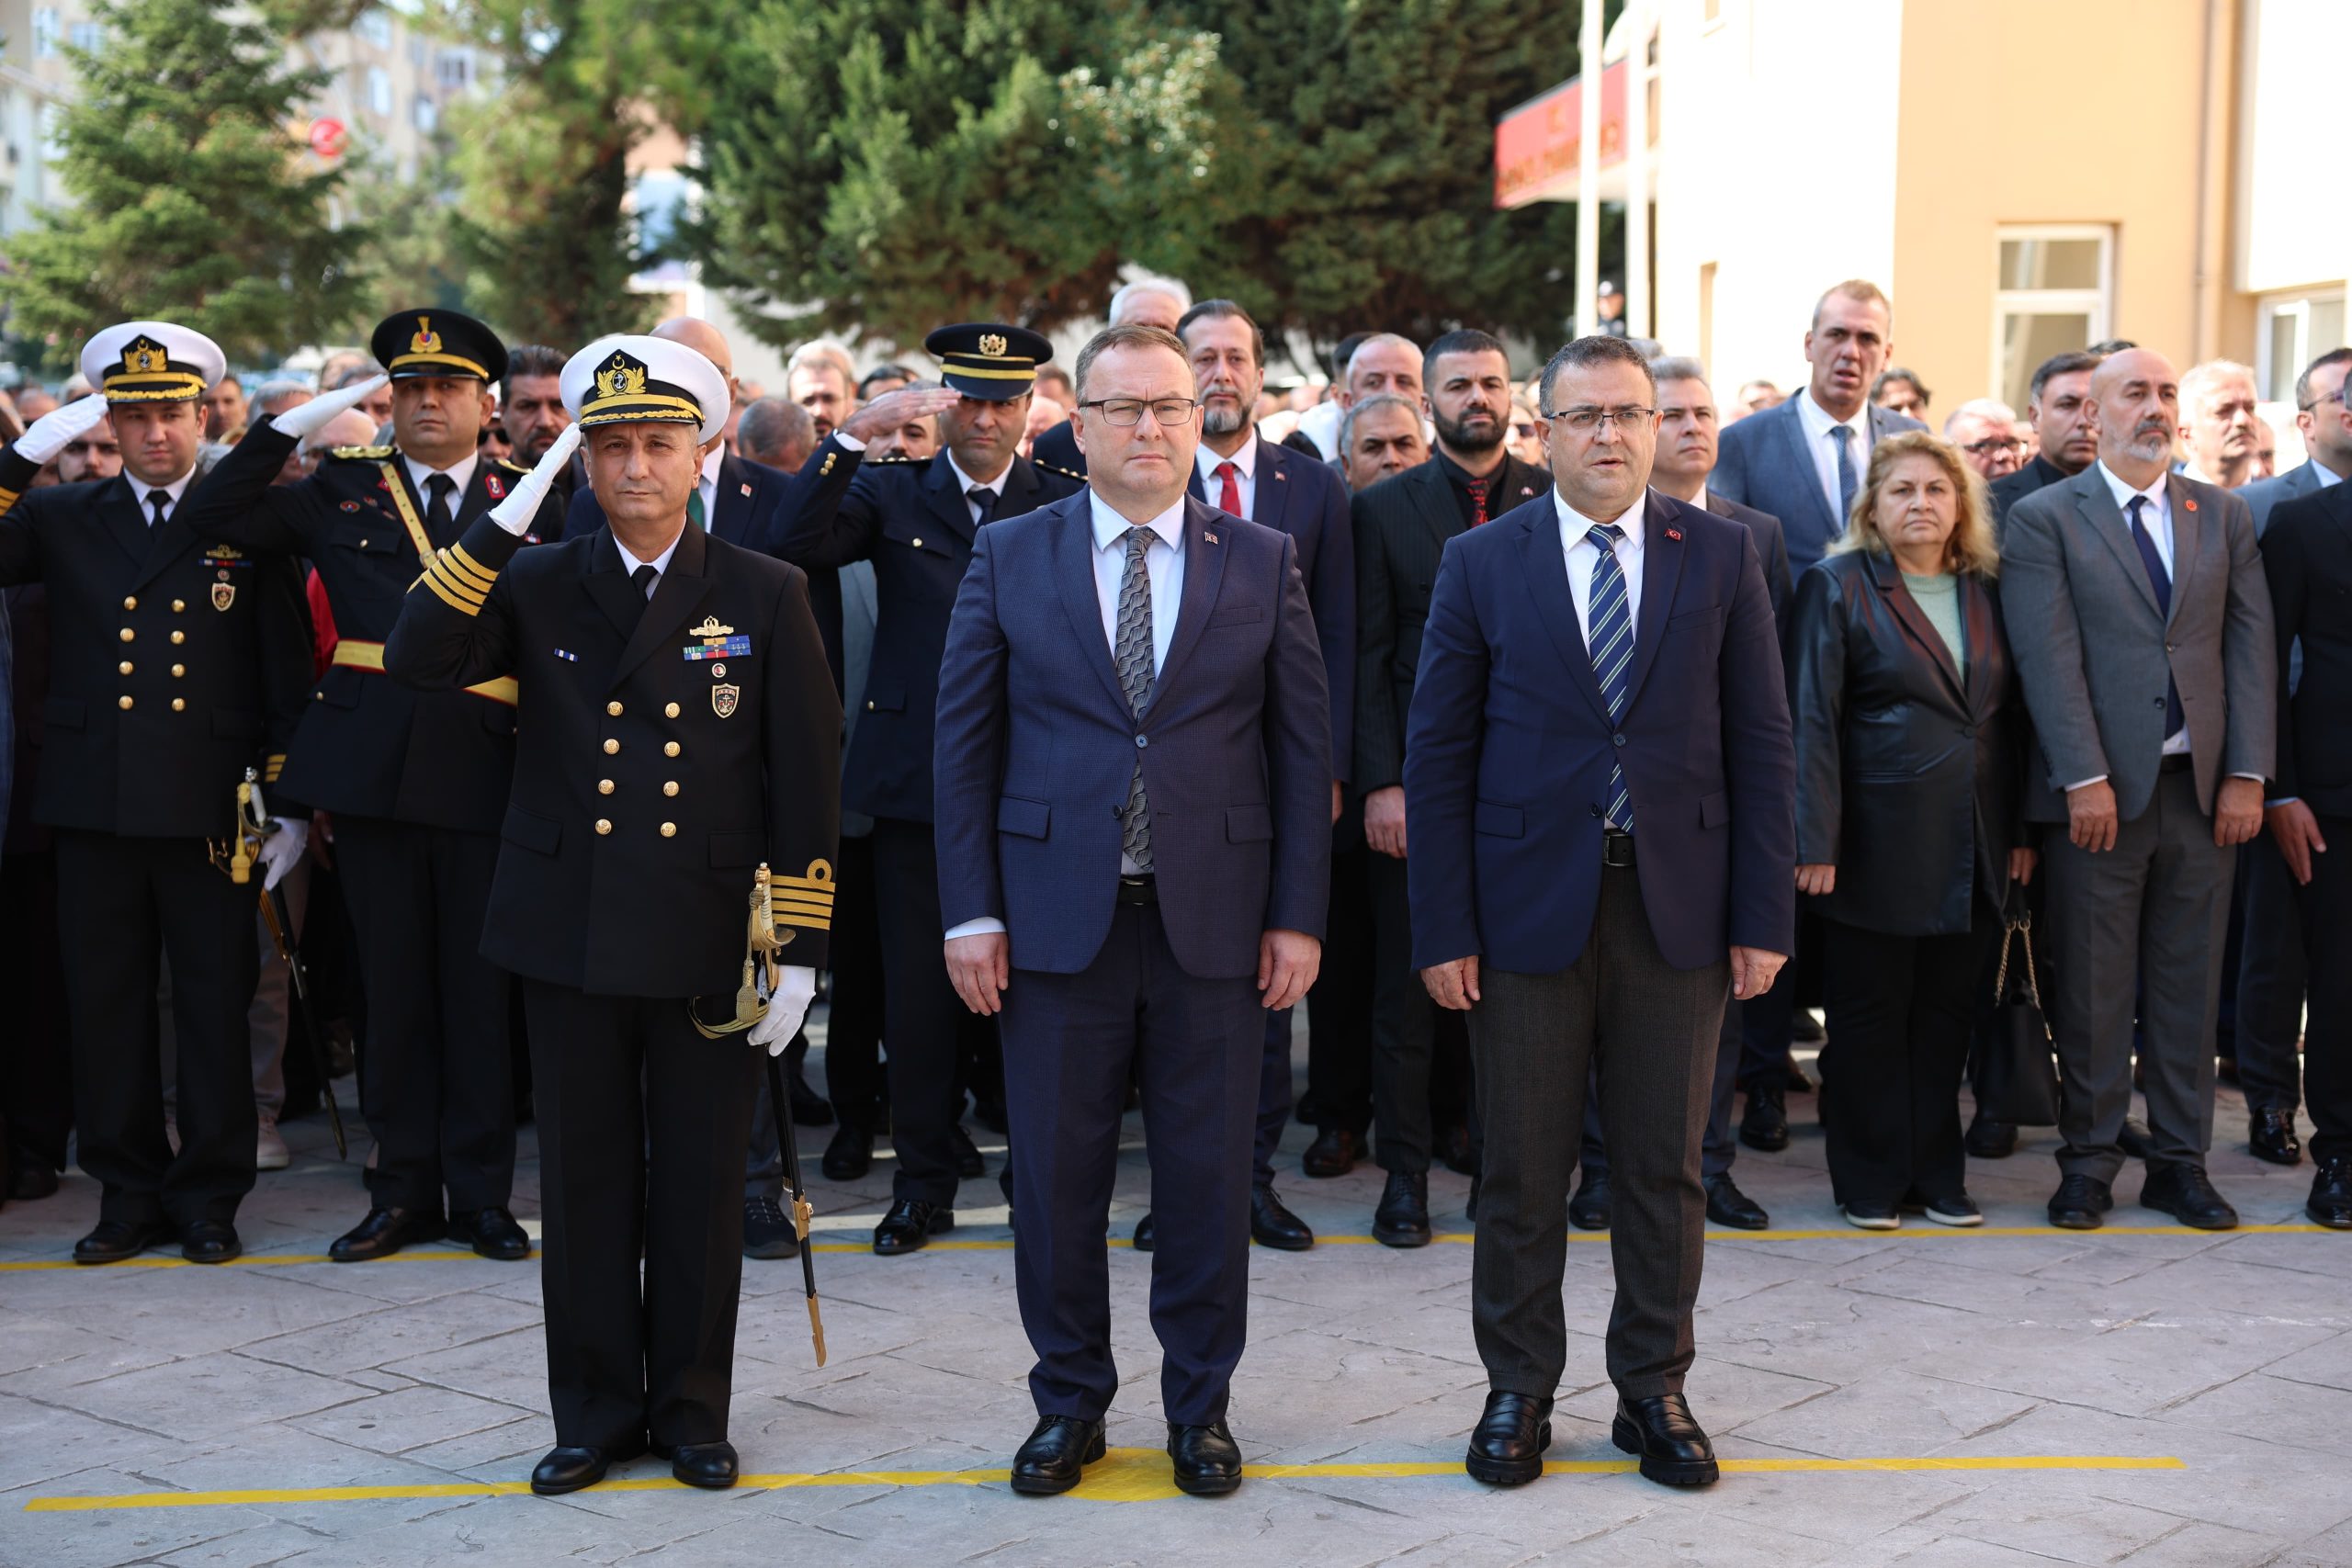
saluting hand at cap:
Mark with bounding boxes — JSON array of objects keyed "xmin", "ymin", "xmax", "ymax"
[
  {"xmin": 270, "ymin": 374, "xmax": 389, "ymax": 441},
  {"xmin": 14, "ymin": 392, "xmax": 111, "ymax": 465}
]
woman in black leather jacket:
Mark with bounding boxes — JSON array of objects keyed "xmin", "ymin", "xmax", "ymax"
[{"xmin": 1787, "ymin": 432, "xmax": 2033, "ymax": 1229}]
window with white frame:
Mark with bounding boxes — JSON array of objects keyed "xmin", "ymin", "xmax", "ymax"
[
  {"xmin": 31, "ymin": 8, "xmax": 58, "ymax": 57},
  {"xmin": 2257, "ymin": 292, "xmax": 2346, "ymax": 406},
  {"xmin": 365, "ymin": 66, "xmax": 391, "ymax": 117},
  {"xmin": 66, "ymin": 19, "xmax": 102, "ymax": 53},
  {"xmin": 1992, "ymin": 225, "xmax": 2114, "ymax": 414}
]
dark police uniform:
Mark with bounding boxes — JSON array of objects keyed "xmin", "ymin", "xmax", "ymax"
[
  {"xmin": 178, "ymin": 310, "xmax": 567, "ymax": 1259},
  {"xmin": 0, "ymin": 326, "xmax": 311, "ymax": 1258},
  {"xmin": 769, "ymin": 323, "xmax": 1081, "ymax": 1245},
  {"xmin": 385, "ymin": 337, "xmax": 839, "ymax": 1478}
]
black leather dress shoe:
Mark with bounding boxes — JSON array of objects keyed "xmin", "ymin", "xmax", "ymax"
[
  {"xmin": 1373, "ymin": 1169, "xmax": 1431, "ymax": 1247},
  {"xmin": 654, "ymin": 1439, "xmax": 739, "ymax": 1489},
  {"xmin": 449, "ymin": 1206, "xmax": 531, "ymax": 1261},
  {"xmin": 952, "ymin": 1123, "xmax": 986, "ymax": 1179},
  {"xmin": 1965, "ymin": 1113, "xmax": 2018, "ymax": 1159},
  {"xmin": 1740, "ymin": 1086, "xmax": 1790, "ymax": 1152},
  {"xmin": 786, "ymin": 1066, "xmax": 835, "ymax": 1128},
  {"xmin": 822, "ymin": 1123, "xmax": 875, "ymax": 1182},
  {"xmin": 73, "ymin": 1217, "xmax": 172, "ymax": 1265},
  {"xmin": 1250, "ymin": 1187, "xmax": 1313, "ymax": 1250},
  {"xmin": 742, "ymin": 1195, "xmax": 801, "ymax": 1259},
  {"xmin": 1567, "ymin": 1170, "xmax": 1611, "ymax": 1231},
  {"xmin": 1612, "ymin": 1393, "xmax": 1718, "ymax": 1486},
  {"xmin": 180, "ymin": 1219, "xmax": 242, "ymax": 1264},
  {"xmin": 2250, "ymin": 1108, "xmax": 2303, "ymax": 1167},
  {"xmin": 1301, "ymin": 1127, "xmax": 1362, "ymax": 1179},
  {"xmin": 873, "ymin": 1198, "xmax": 952, "ymax": 1255},
  {"xmin": 1132, "ymin": 1213, "xmax": 1155, "ymax": 1251},
  {"xmin": 530, "ymin": 1438, "xmax": 645, "ymax": 1496},
  {"xmin": 1167, "ymin": 1420, "xmax": 1243, "ymax": 1496},
  {"xmin": 1464, "ymin": 1390, "xmax": 1553, "ymax": 1486},
  {"xmin": 2047, "ymin": 1173, "xmax": 2113, "ymax": 1230},
  {"xmin": 2141, "ymin": 1163, "xmax": 2237, "ymax": 1229},
  {"xmin": 330, "ymin": 1206, "xmax": 446, "ymax": 1263},
  {"xmin": 2307, "ymin": 1156, "xmax": 2352, "ymax": 1230},
  {"xmin": 1011, "ymin": 1416, "xmax": 1104, "ymax": 1495},
  {"xmin": 2118, "ymin": 1116, "xmax": 2154, "ymax": 1160},
  {"xmin": 9, "ymin": 1160, "xmax": 59, "ymax": 1201},
  {"xmin": 1703, "ymin": 1173, "xmax": 1770, "ymax": 1230}
]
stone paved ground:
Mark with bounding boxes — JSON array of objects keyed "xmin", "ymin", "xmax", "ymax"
[{"xmin": 3, "ymin": 1021, "xmax": 2348, "ymax": 1568}]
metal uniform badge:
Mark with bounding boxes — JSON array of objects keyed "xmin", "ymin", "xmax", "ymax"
[
  {"xmin": 712, "ymin": 683, "xmax": 741, "ymax": 717},
  {"xmin": 212, "ymin": 581, "xmax": 237, "ymax": 611}
]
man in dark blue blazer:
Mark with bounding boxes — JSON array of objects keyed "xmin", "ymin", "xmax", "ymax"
[
  {"xmin": 772, "ymin": 328, "xmax": 1078, "ymax": 1255},
  {"xmin": 933, "ymin": 324, "xmax": 1329, "ymax": 1500},
  {"xmin": 1407, "ymin": 336, "xmax": 1794, "ymax": 1491},
  {"xmin": 1711, "ymin": 279, "xmax": 1922, "ymax": 1142}
]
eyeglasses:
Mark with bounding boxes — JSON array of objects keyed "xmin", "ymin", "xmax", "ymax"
[
  {"xmin": 1079, "ymin": 397, "xmax": 1201, "ymax": 427},
  {"xmin": 1959, "ymin": 436, "xmax": 2028, "ymax": 457},
  {"xmin": 2300, "ymin": 390, "xmax": 2346, "ymax": 413},
  {"xmin": 1541, "ymin": 405, "xmax": 1658, "ymax": 431}
]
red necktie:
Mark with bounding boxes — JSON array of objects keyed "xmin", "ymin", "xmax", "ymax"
[
  {"xmin": 1466, "ymin": 474, "xmax": 1490, "ymax": 526},
  {"xmin": 1215, "ymin": 460, "xmax": 1243, "ymax": 517}
]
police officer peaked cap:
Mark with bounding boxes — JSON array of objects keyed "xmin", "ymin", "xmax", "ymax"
[
  {"xmin": 369, "ymin": 307, "xmax": 506, "ymax": 384},
  {"xmin": 561, "ymin": 334, "xmax": 729, "ymax": 446},
  {"xmin": 80, "ymin": 321, "xmax": 227, "ymax": 404},
  {"xmin": 924, "ymin": 322, "xmax": 1054, "ymax": 402}
]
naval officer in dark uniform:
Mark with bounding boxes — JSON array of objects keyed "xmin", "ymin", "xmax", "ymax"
[
  {"xmin": 771, "ymin": 323, "xmax": 1082, "ymax": 1254},
  {"xmin": 181, "ymin": 309, "xmax": 567, "ymax": 1264},
  {"xmin": 0, "ymin": 322, "xmax": 313, "ymax": 1265},
  {"xmin": 385, "ymin": 334, "xmax": 840, "ymax": 1496}
]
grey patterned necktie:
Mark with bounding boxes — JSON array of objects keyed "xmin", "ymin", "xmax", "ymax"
[{"xmin": 1114, "ymin": 525, "xmax": 1157, "ymax": 873}]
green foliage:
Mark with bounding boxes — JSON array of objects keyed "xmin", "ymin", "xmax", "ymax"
[
  {"xmin": 0, "ymin": 0, "xmax": 371, "ymax": 369},
  {"xmin": 684, "ymin": 0, "xmax": 1594, "ymax": 363}
]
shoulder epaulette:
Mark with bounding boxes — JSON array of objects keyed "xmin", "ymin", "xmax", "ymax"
[
  {"xmin": 1036, "ymin": 463, "xmax": 1086, "ymax": 481},
  {"xmin": 492, "ymin": 457, "xmax": 530, "ymax": 474},
  {"xmin": 328, "ymin": 444, "xmax": 395, "ymax": 460},
  {"xmin": 867, "ymin": 455, "xmax": 924, "ymax": 467}
]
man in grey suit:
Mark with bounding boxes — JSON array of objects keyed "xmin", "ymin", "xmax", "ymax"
[
  {"xmin": 2003, "ymin": 347, "xmax": 2277, "ymax": 1232},
  {"xmin": 1711, "ymin": 279, "xmax": 1924, "ymax": 1144},
  {"xmin": 2232, "ymin": 346, "xmax": 2349, "ymax": 1166}
]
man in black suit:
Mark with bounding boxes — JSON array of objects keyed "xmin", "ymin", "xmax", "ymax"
[
  {"xmin": 0, "ymin": 323, "xmax": 314, "ymax": 1266},
  {"xmin": 1614, "ymin": 355, "xmax": 1789, "ymax": 1232},
  {"xmin": 386, "ymin": 335, "xmax": 840, "ymax": 1495},
  {"xmin": 184, "ymin": 309, "xmax": 569, "ymax": 1266},
  {"xmin": 2261, "ymin": 465, "xmax": 2352, "ymax": 1226},
  {"xmin": 772, "ymin": 324, "xmax": 1080, "ymax": 1255},
  {"xmin": 1353, "ymin": 329, "xmax": 1549, "ymax": 1241},
  {"xmin": 1987, "ymin": 349, "xmax": 2109, "ymax": 533}
]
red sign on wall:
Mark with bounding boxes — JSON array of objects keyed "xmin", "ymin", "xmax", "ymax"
[{"xmin": 1493, "ymin": 62, "xmax": 1626, "ymax": 210}]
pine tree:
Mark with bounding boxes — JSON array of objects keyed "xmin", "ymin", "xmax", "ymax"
[{"xmin": 0, "ymin": 0, "xmax": 369, "ymax": 368}]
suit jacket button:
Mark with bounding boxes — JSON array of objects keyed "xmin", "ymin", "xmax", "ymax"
[
  {"xmin": 171, "ymin": 698, "xmax": 185, "ymax": 712},
  {"xmin": 1136, "ymin": 733, "xmax": 1148, "ymax": 749},
  {"xmin": 665, "ymin": 741, "xmax": 681, "ymax": 758},
  {"xmin": 604, "ymin": 738, "xmax": 620, "ymax": 754},
  {"xmin": 1589, "ymin": 804, "xmax": 1602, "ymax": 818},
  {"xmin": 119, "ymin": 660, "xmax": 133, "ymax": 675},
  {"xmin": 607, "ymin": 701, "xmax": 624, "ymax": 716},
  {"xmin": 171, "ymin": 630, "xmax": 185, "ymax": 644},
  {"xmin": 665, "ymin": 703, "xmax": 680, "ymax": 718},
  {"xmin": 172, "ymin": 599, "xmax": 185, "ymax": 613},
  {"xmin": 595, "ymin": 818, "xmax": 612, "ymax": 835},
  {"xmin": 598, "ymin": 779, "xmax": 615, "ymax": 794},
  {"xmin": 660, "ymin": 822, "xmax": 677, "ymax": 837},
  {"xmin": 122, "ymin": 595, "xmax": 137, "ymax": 611},
  {"xmin": 1612, "ymin": 733, "xmax": 1626, "ymax": 747},
  {"xmin": 172, "ymin": 664, "xmax": 186, "ymax": 678},
  {"xmin": 911, "ymin": 537, "xmax": 923, "ymax": 548},
  {"xmin": 663, "ymin": 781, "xmax": 679, "ymax": 796},
  {"xmin": 119, "ymin": 627, "xmax": 134, "ymax": 642},
  {"xmin": 119, "ymin": 694, "xmax": 133, "ymax": 709}
]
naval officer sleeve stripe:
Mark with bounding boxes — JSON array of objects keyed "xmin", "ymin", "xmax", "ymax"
[
  {"xmin": 418, "ymin": 565, "xmax": 486, "ymax": 615},
  {"xmin": 442, "ymin": 544, "xmax": 501, "ymax": 592}
]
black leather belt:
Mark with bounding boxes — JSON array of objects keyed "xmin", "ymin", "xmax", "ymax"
[
  {"xmin": 1601, "ymin": 829, "xmax": 1637, "ymax": 868},
  {"xmin": 2159, "ymin": 753, "xmax": 2192, "ymax": 774},
  {"xmin": 1116, "ymin": 874, "xmax": 1158, "ymax": 906}
]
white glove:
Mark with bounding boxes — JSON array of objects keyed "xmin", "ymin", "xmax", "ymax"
[
  {"xmin": 270, "ymin": 375, "xmax": 388, "ymax": 440},
  {"xmin": 15, "ymin": 393, "xmax": 111, "ymax": 465},
  {"xmin": 260, "ymin": 818, "xmax": 308, "ymax": 892},
  {"xmin": 490, "ymin": 422, "xmax": 580, "ymax": 536},
  {"xmin": 748, "ymin": 965, "xmax": 817, "ymax": 1055}
]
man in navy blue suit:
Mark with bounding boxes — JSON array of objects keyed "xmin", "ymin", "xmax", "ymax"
[
  {"xmin": 933, "ymin": 323, "xmax": 1330, "ymax": 1499},
  {"xmin": 1407, "ymin": 335, "xmax": 1794, "ymax": 1491}
]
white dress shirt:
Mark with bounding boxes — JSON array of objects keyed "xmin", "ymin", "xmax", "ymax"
[
  {"xmin": 1556, "ymin": 491, "xmax": 1646, "ymax": 650},
  {"xmin": 131, "ymin": 467, "xmax": 198, "ymax": 526},
  {"xmin": 403, "ymin": 449, "xmax": 480, "ymax": 514},
  {"xmin": 1795, "ymin": 391, "xmax": 1869, "ymax": 525},
  {"xmin": 613, "ymin": 530, "xmax": 684, "ymax": 596},
  {"xmin": 948, "ymin": 450, "xmax": 1010, "ymax": 526},
  {"xmin": 944, "ymin": 489, "xmax": 1188, "ymax": 939},
  {"xmin": 1195, "ymin": 436, "xmax": 1259, "ymax": 520}
]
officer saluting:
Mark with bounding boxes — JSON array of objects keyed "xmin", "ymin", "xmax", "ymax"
[
  {"xmin": 0, "ymin": 323, "xmax": 312, "ymax": 1265},
  {"xmin": 384, "ymin": 335, "xmax": 840, "ymax": 1496},
  {"xmin": 772, "ymin": 322, "xmax": 1080, "ymax": 1254},
  {"xmin": 180, "ymin": 309, "xmax": 566, "ymax": 1264}
]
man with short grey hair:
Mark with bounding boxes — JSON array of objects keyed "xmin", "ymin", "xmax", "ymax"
[
  {"xmin": 735, "ymin": 396, "xmax": 817, "ymax": 473},
  {"xmin": 1943, "ymin": 398, "xmax": 2027, "ymax": 480},
  {"xmin": 2003, "ymin": 347, "xmax": 2276, "ymax": 1232},
  {"xmin": 2177, "ymin": 359, "xmax": 2263, "ymax": 490},
  {"xmin": 1338, "ymin": 393, "xmax": 1428, "ymax": 491},
  {"xmin": 251, "ymin": 380, "xmax": 316, "ymax": 422}
]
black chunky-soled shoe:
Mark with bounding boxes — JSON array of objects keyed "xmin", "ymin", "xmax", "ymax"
[
  {"xmin": 2047, "ymin": 1173, "xmax": 2112, "ymax": 1230},
  {"xmin": 1011, "ymin": 1416, "xmax": 1104, "ymax": 1496},
  {"xmin": 1703, "ymin": 1173, "xmax": 1770, "ymax": 1230},
  {"xmin": 179, "ymin": 1219, "xmax": 242, "ymax": 1264},
  {"xmin": 1612, "ymin": 1393, "xmax": 1718, "ymax": 1486},
  {"xmin": 1373, "ymin": 1169, "xmax": 1431, "ymax": 1248},
  {"xmin": 1301, "ymin": 1127, "xmax": 1362, "ymax": 1179},
  {"xmin": 2140, "ymin": 1163, "xmax": 2237, "ymax": 1230},
  {"xmin": 1167, "ymin": 1421, "xmax": 1243, "ymax": 1497},
  {"xmin": 330, "ymin": 1206, "xmax": 446, "ymax": 1263},
  {"xmin": 1464, "ymin": 1391, "xmax": 1553, "ymax": 1486},
  {"xmin": 1250, "ymin": 1187, "xmax": 1314, "ymax": 1251},
  {"xmin": 1740, "ymin": 1085, "xmax": 1790, "ymax": 1152},
  {"xmin": 530, "ymin": 1436, "xmax": 646, "ymax": 1496},
  {"xmin": 873, "ymin": 1198, "xmax": 953, "ymax": 1255},
  {"xmin": 449, "ymin": 1206, "xmax": 531, "ymax": 1261},
  {"xmin": 654, "ymin": 1438, "xmax": 739, "ymax": 1489},
  {"xmin": 2307, "ymin": 1156, "xmax": 2352, "ymax": 1230},
  {"xmin": 74, "ymin": 1217, "xmax": 172, "ymax": 1265}
]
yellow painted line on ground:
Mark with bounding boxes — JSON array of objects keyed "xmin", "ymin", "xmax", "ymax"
[
  {"xmin": 21, "ymin": 1451, "xmax": 2185, "ymax": 1512},
  {"xmin": 0, "ymin": 1223, "xmax": 2327, "ymax": 1272}
]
